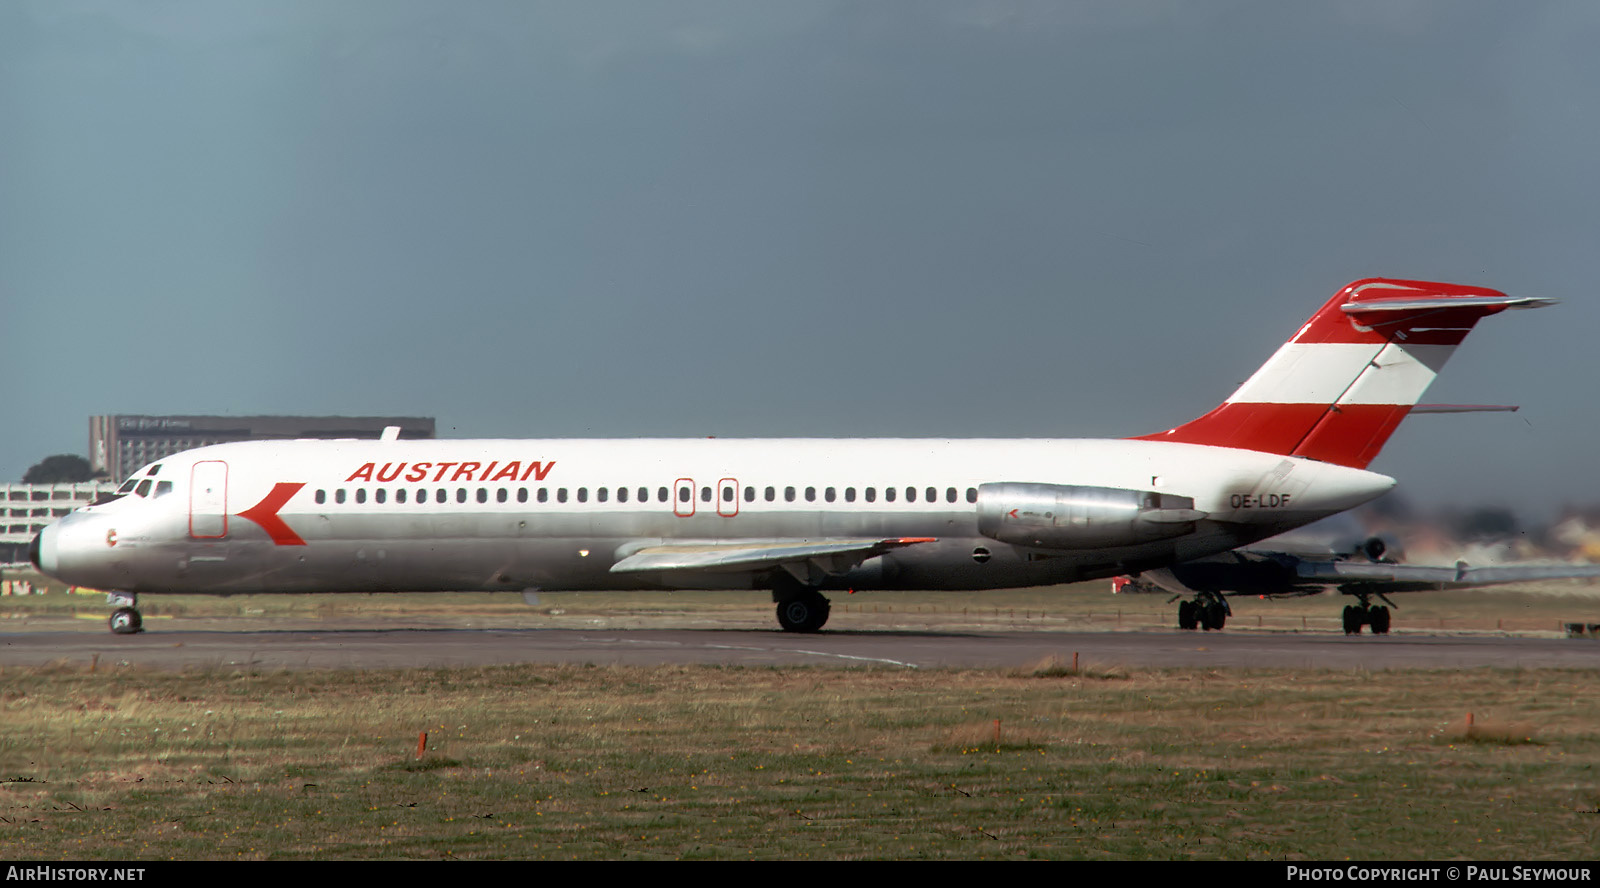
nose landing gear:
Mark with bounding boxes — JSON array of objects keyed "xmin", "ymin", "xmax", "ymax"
[{"xmin": 106, "ymin": 592, "xmax": 143, "ymax": 635}]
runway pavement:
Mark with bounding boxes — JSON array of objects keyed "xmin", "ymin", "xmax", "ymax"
[{"xmin": 3, "ymin": 624, "xmax": 1597, "ymax": 671}]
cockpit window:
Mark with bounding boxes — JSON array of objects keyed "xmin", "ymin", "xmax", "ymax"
[
  {"xmin": 135, "ymin": 480, "xmax": 153, "ymax": 497},
  {"xmin": 117, "ymin": 479, "xmax": 138, "ymax": 494},
  {"xmin": 148, "ymin": 464, "xmax": 162, "ymax": 476},
  {"xmin": 153, "ymin": 480, "xmax": 173, "ymax": 498}
]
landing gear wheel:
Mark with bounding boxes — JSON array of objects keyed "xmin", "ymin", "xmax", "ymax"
[
  {"xmin": 109, "ymin": 607, "xmax": 143, "ymax": 635},
  {"xmin": 776, "ymin": 592, "xmax": 831, "ymax": 633},
  {"xmin": 1178, "ymin": 600, "xmax": 1198, "ymax": 631},
  {"xmin": 1342, "ymin": 605, "xmax": 1364, "ymax": 635},
  {"xmin": 1369, "ymin": 606, "xmax": 1391, "ymax": 635},
  {"xmin": 1203, "ymin": 603, "xmax": 1227, "ymax": 631}
]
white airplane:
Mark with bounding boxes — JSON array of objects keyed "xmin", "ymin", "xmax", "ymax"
[{"xmin": 31, "ymin": 277, "xmax": 1553, "ymax": 635}]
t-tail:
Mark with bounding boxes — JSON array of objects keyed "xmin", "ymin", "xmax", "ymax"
[{"xmin": 1134, "ymin": 278, "xmax": 1553, "ymax": 469}]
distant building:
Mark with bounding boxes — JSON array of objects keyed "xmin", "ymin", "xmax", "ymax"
[{"xmin": 89, "ymin": 415, "xmax": 436, "ymax": 484}]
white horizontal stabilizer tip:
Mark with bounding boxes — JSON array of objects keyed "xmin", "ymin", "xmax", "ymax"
[{"xmin": 1341, "ymin": 295, "xmax": 1557, "ymax": 313}]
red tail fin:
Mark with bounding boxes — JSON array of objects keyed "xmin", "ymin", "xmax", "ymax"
[{"xmin": 1133, "ymin": 278, "xmax": 1552, "ymax": 468}]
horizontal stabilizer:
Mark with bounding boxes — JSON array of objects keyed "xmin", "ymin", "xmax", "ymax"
[
  {"xmin": 1410, "ymin": 404, "xmax": 1519, "ymax": 414},
  {"xmin": 1341, "ymin": 295, "xmax": 1555, "ymax": 316}
]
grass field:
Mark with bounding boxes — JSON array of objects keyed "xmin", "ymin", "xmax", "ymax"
[
  {"xmin": 3, "ymin": 577, "xmax": 1598, "ymax": 860},
  {"xmin": 3, "ymin": 661, "xmax": 1599, "ymax": 859}
]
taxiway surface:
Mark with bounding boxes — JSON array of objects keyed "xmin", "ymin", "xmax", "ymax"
[{"xmin": 4, "ymin": 626, "xmax": 1597, "ymax": 671}]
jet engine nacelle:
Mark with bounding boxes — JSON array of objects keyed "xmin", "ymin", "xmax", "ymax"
[{"xmin": 976, "ymin": 482, "xmax": 1206, "ymax": 550}]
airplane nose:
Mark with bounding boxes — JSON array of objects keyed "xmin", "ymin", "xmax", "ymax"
[{"xmin": 29, "ymin": 525, "xmax": 58, "ymax": 577}]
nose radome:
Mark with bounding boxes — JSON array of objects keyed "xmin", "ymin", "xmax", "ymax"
[{"xmin": 30, "ymin": 525, "xmax": 58, "ymax": 577}]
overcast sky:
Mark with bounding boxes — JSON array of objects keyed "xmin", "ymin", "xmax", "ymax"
[{"xmin": 4, "ymin": 1, "xmax": 1598, "ymax": 523}]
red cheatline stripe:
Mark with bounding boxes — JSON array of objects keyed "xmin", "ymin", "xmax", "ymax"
[{"xmin": 237, "ymin": 482, "xmax": 308, "ymax": 546}]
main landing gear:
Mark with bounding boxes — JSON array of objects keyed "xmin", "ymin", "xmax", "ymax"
[
  {"xmin": 107, "ymin": 592, "xmax": 143, "ymax": 635},
  {"xmin": 1176, "ymin": 591, "xmax": 1230, "ymax": 631},
  {"xmin": 1343, "ymin": 601, "xmax": 1392, "ymax": 635},
  {"xmin": 773, "ymin": 585, "xmax": 831, "ymax": 633}
]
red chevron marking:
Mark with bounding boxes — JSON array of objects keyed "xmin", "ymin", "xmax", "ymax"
[{"xmin": 237, "ymin": 482, "xmax": 307, "ymax": 546}]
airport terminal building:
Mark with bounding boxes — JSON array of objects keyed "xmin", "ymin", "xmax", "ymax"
[{"xmin": 89, "ymin": 415, "xmax": 436, "ymax": 484}]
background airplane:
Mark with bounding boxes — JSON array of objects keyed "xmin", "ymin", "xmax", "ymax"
[{"xmin": 1115, "ymin": 524, "xmax": 1600, "ymax": 633}]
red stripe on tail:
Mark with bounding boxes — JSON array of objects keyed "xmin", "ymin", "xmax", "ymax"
[{"xmin": 1134, "ymin": 278, "xmax": 1528, "ymax": 469}]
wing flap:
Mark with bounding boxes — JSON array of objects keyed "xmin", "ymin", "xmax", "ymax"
[{"xmin": 610, "ymin": 537, "xmax": 937, "ymax": 579}]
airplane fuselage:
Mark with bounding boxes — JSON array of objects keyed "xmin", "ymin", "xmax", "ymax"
[{"xmin": 34, "ymin": 436, "xmax": 1394, "ymax": 597}]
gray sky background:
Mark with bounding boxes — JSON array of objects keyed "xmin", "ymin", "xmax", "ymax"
[{"xmin": 4, "ymin": 1, "xmax": 1598, "ymax": 523}]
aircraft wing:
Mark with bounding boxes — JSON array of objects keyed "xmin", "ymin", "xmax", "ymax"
[
  {"xmin": 610, "ymin": 537, "xmax": 937, "ymax": 584},
  {"xmin": 1292, "ymin": 560, "xmax": 1600, "ymax": 593}
]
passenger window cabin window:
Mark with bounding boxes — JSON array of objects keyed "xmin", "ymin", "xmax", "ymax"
[
  {"xmin": 356, "ymin": 489, "xmax": 367, "ymax": 504},
  {"xmin": 679, "ymin": 486, "xmax": 691, "ymax": 503},
  {"xmin": 926, "ymin": 487, "xmax": 937, "ymax": 502},
  {"xmin": 864, "ymin": 487, "xmax": 875, "ymax": 503},
  {"xmin": 477, "ymin": 488, "xmax": 488, "ymax": 503},
  {"xmin": 765, "ymin": 486, "xmax": 775, "ymax": 502},
  {"xmin": 398, "ymin": 489, "xmax": 408, "ymax": 504},
  {"xmin": 335, "ymin": 489, "xmax": 346, "ymax": 504},
  {"xmin": 436, "ymin": 489, "xmax": 448, "ymax": 504},
  {"xmin": 417, "ymin": 488, "xmax": 426, "ymax": 503},
  {"xmin": 315, "ymin": 489, "xmax": 326, "ymax": 505},
  {"xmin": 517, "ymin": 488, "xmax": 528, "ymax": 503},
  {"xmin": 457, "ymin": 488, "xmax": 467, "ymax": 503},
  {"xmin": 946, "ymin": 487, "xmax": 957, "ymax": 503},
  {"xmin": 538, "ymin": 488, "xmax": 549, "ymax": 503},
  {"xmin": 805, "ymin": 487, "xmax": 816, "ymax": 502},
  {"xmin": 744, "ymin": 486, "xmax": 754, "ymax": 502},
  {"xmin": 497, "ymin": 488, "xmax": 507, "ymax": 503},
  {"xmin": 784, "ymin": 486, "xmax": 795, "ymax": 502},
  {"xmin": 844, "ymin": 488, "xmax": 855, "ymax": 503},
  {"xmin": 885, "ymin": 487, "xmax": 896, "ymax": 502},
  {"xmin": 578, "ymin": 487, "xmax": 589, "ymax": 503},
  {"xmin": 966, "ymin": 487, "xmax": 978, "ymax": 503},
  {"xmin": 639, "ymin": 487, "xmax": 648, "ymax": 502},
  {"xmin": 597, "ymin": 488, "xmax": 608, "ymax": 503},
  {"xmin": 376, "ymin": 489, "xmax": 386, "ymax": 504},
  {"xmin": 906, "ymin": 487, "xmax": 916, "ymax": 503},
  {"xmin": 659, "ymin": 487, "xmax": 669, "ymax": 502},
  {"xmin": 700, "ymin": 486, "xmax": 712, "ymax": 503},
  {"xmin": 617, "ymin": 487, "xmax": 628, "ymax": 503},
  {"xmin": 557, "ymin": 488, "xmax": 568, "ymax": 503},
  {"xmin": 825, "ymin": 487, "xmax": 836, "ymax": 502},
  {"xmin": 723, "ymin": 485, "xmax": 734, "ymax": 502}
]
